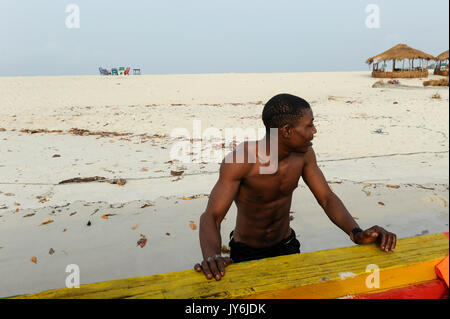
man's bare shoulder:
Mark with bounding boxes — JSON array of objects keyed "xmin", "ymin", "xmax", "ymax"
[
  {"xmin": 303, "ymin": 146, "xmax": 318, "ymax": 166},
  {"xmin": 221, "ymin": 141, "xmax": 254, "ymax": 180}
]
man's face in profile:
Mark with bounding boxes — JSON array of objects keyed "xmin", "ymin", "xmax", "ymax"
[{"xmin": 284, "ymin": 108, "xmax": 316, "ymax": 153}]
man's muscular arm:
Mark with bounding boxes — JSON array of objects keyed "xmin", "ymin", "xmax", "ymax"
[
  {"xmin": 194, "ymin": 154, "xmax": 249, "ymax": 280},
  {"xmin": 302, "ymin": 148, "xmax": 396, "ymax": 252},
  {"xmin": 301, "ymin": 149, "xmax": 358, "ymax": 234}
]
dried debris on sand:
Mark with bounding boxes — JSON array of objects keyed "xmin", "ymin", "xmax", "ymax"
[{"xmin": 423, "ymin": 78, "xmax": 449, "ymax": 87}]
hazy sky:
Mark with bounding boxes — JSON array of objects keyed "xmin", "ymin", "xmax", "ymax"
[{"xmin": 0, "ymin": 0, "xmax": 448, "ymax": 76}]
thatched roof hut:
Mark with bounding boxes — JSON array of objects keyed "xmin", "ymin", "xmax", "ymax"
[
  {"xmin": 366, "ymin": 44, "xmax": 435, "ymax": 64},
  {"xmin": 434, "ymin": 50, "xmax": 449, "ymax": 76},
  {"xmin": 366, "ymin": 44, "xmax": 435, "ymax": 78},
  {"xmin": 436, "ymin": 50, "xmax": 449, "ymax": 61}
]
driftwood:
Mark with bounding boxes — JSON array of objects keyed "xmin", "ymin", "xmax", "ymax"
[
  {"xmin": 58, "ymin": 176, "xmax": 126, "ymax": 186},
  {"xmin": 20, "ymin": 129, "xmax": 63, "ymax": 134},
  {"xmin": 59, "ymin": 176, "xmax": 107, "ymax": 184},
  {"xmin": 68, "ymin": 128, "xmax": 131, "ymax": 137}
]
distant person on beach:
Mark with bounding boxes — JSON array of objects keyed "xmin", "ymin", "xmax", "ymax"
[{"xmin": 194, "ymin": 93, "xmax": 397, "ymax": 281}]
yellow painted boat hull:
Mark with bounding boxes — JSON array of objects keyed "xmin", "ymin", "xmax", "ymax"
[{"xmin": 11, "ymin": 232, "xmax": 449, "ymax": 299}]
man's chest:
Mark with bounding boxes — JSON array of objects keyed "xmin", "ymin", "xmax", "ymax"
[{"xmin": 241, "ymin": 156, "xmax": 305, "ymax": 201}]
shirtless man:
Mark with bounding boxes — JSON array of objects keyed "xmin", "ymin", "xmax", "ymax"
[{"xmin": 194, "ymin": 93, "xmax": 397, "ymax": 281}]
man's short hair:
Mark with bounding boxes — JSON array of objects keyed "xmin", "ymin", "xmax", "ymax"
[{"xmin": 262, "ymin": 94, "xmax": 311, "ymax": 133}]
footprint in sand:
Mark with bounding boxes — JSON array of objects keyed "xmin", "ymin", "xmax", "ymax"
[{"xmin": 421, "ymin": 195, "xmax": 448, "ymax": 208}]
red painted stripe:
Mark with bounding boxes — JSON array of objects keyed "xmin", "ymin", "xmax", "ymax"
[
  {"xmin": 444, "ymin": 232, "xmax": 449, "ymax": 238},
  {"xmin": 353, "ymin": 280, "xmax": 449, "ymax": 299}
]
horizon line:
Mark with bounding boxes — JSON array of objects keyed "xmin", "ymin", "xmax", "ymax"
[{"xmin": 0, "ymin": 69, "xmax": 375, "ymax": 78}]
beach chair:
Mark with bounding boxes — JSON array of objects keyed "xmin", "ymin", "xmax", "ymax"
[
  {"xmin": 387, "ymin": 79, "xmax": 400, "ymax": 85},
  {"xmin": 372, "ymin": 80, "xmax": 384, "ymax": 88},
  {"xmin": 99, "ymin": 67, "xmax": 110, "ymax": 75},
  {"xmin": 111, "ymin": 68, "xmax": 118, "ymax": 75},
  {"xmin": 133, "ymin": 68, "xmax": 141, "ymax": 75},
  {"xmin": 124, "ymin": 67, "xmax": 130, "ymax": 76},
  {"xmin": 119, "ymin": 67, "xmax": 125, "ymax": 75}
]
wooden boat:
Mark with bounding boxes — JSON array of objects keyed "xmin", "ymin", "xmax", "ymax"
[{"xmin": 9, "ymin": 232, "xmax": 449, "ymax": 299}]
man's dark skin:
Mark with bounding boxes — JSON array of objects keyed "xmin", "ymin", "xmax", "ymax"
[{"xmin": 194, "ymin": 107, "xmax": 397, "ymax": 281}]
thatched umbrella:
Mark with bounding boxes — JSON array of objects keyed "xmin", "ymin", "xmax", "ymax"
[
  {"xmin": 366, "ymin": 44, "xmax": 434, "ymax": 77},
  {"xmin": 434, "ymin": 50, "xmax": 449, "ymax": 76}
]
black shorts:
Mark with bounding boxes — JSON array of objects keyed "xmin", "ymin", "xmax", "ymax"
[{"xmin": 228, "ymin": 228, "xmax": 301, "ymax": 263}]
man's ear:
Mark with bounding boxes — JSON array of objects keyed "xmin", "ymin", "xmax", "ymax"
[{"xmin": 280, "ymin": 125, "xmax": 291, "ymax": 139}]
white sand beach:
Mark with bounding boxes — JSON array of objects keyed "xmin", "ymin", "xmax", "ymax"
[{"xmin": 0, "ymin": 71, "xmax": 448, "ymax": 297}]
